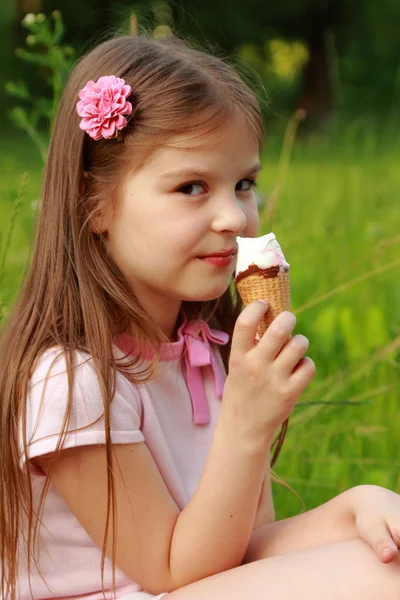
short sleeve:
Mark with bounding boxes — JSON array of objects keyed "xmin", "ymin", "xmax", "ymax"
[{"xmin": 21, "ymin": 347, "xmax": 145, "ymax": 473}]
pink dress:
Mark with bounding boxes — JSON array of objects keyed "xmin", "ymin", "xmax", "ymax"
[{"xmin": 19, "ymin": 317, "xmax": 229, "ymax": 599}]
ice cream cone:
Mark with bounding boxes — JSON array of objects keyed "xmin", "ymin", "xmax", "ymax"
[
  {"xmin": 235, "ymin": 233, "xmax": 291, "ymax": 337},
  {"xmin": 236, "ymin": 267, "xmax": 290, "ymax": 336}
]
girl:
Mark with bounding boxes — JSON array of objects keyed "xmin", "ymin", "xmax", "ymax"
[{"xmin": 0, "ymin": 33, "xmax": 399, "ymax": 600}]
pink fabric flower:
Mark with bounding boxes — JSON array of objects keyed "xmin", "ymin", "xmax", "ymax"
[{"xmin": 76, "ymin": 75, "xmax": 133, "ymax": 141}]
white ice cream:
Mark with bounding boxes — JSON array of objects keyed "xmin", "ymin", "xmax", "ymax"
[{"xmin": 235, "ymin": 232, "xmax": 290, "ymax": 278}]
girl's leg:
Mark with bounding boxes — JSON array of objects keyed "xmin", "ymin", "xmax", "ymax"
[{"xmin": 165, "ymin": 538, "xmax": 400, "ymax": 600}]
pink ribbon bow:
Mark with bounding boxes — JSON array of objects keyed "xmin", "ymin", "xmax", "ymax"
[
  {"xmin": 179, "ymin": 321, "xmax": 229, "ymax": 425},
  {"xmin": 114, "ymin": 318, "xmax": 229, "ymax": 425}
]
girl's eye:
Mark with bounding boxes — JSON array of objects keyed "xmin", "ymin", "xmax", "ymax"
[
  {"xmin": 176, "ymin": 178, "xmax": 257, "ymax": 196},
  {"xmin": 177, "ymin": 182, "xmax": 205, "ymax": 196},
  {"xmin": 236, "ymin": 178, "xmax": 257, "ymax": 192}
]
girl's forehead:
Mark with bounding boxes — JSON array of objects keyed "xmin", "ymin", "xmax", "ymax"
[
  {"xmin": 165, "ymin": 117, "xmax": 257, "ymax": 150},
  {"xmin": 129, "ymin": 116, "xmax": 261, "ymax": 178},
  {"xmin": 149, "ymin": 122, "xmax": 260, "ymax": 169}
]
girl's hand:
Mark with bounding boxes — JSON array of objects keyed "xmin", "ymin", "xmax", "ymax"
[
  {"xmin": 222, "ymin": 300, "xmax": 316, "ymax": 444},
  {"xmin": 351, "ymin": 485, "xmax": 400, "ymax": 563}
]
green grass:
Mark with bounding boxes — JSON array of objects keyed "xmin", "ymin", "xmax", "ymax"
[
  {"xmin": 261, "ymin": 126, "xmax": 400, "ymax": 516},
  {"xmin": 1, "ymin": 126, "xmax": 399, "ymax": 519},
  {"xmin": 0, "ymin": 134, "xmax": 42, "ymax": 318}
]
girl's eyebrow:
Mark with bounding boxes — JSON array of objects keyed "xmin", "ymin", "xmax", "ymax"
[{"xmin": 160, "ymin": 163, "xmax": 262, "ymax": 180}]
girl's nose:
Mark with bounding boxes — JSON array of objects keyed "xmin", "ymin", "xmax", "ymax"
[{"xmin": 210, "ymin": 194, "xmax": 248, "ymax": 234}]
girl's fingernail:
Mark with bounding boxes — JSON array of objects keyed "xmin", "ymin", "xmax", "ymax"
[{"xmin": 258, "ymin": 300, "xmax": 268, "ymax": 306}]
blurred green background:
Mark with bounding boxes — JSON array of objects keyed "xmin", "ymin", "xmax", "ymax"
[{"xmin": 0, "ymin": 0, "xmax": 399, "ymax": 518}]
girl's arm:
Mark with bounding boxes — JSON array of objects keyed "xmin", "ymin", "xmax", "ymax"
[
  {"xmin": 36, "ymin": 410, "xmax": 274, "ymax": 595},
  {"xmin": 243, "ymin": 488, "xmax": 357, "ymax": 564},
  {"xmin": 243, "ymin": 484, "xmax": 400, "ymax": 565},
  {"xmin": 253, "ymin": 452, "xmax": 275, "ymax": 529},
  {"xmin": 169, "ymin": 408, "xmax": 273, "ymax": 583}
]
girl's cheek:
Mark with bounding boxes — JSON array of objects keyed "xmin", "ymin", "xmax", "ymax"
[{"xmin": 243, "ymin": 201, "xmax": 260, "ymax": 237}]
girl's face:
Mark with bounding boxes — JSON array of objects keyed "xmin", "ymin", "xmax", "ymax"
[{"xmin": 104, "ymin": 116, "xmax": 261, "ymax": 329}]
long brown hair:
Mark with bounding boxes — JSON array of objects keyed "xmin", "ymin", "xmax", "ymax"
[{"xmin": 0, "ymin": 33, "xmax": 287, "ymax": 597}]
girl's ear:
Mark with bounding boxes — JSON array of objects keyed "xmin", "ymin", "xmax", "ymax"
[
  {"xmin": 91, "ymin": 204, "xmax": 110, "ymax": 235},
  {"xmin": 91, "ymin": 214, "xmax": 108, "ymax": 235}
]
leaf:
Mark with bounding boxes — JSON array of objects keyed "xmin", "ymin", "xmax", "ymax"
[
  {"xmin": 5, "ymin": 80, "xmax": 31, "ymax": 100},
  {"xmin": 9, "ymin": 107, "xmax": 30, "ymax": 129},
  {"xmin": 52, "ymin": 13, "xmax": 65, "ymax": 45},
  {"xmin": 15, "ymin": 48, "xmax": 52, "ymax": 68}
]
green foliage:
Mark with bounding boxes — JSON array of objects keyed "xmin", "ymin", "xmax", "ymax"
[
  {"xmin": 338, "ymin": 0, "xmax": 400, "ymax": 114},
  {"xmin": 5, "ymin": 11, "xmax": 75, "ymax": 162},
  {"xmin": 259, "ymin": 127, "xmax": 400, "ymax": 514},
  {"xmin": 1, "ymin": 12, "xmax": 72, "ymax": 319},
  {"xmin": 165, "ymin": 0, "xmax": 400, "ymax": 114},
  {"xmin": 0, "ymin": 172, "xmax": 29, "ymax": 325},
  {"xmin": 4, "ymin": 1, "xmax": 400, "ymax": 119}
]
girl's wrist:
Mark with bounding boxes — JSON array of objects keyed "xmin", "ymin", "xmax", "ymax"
[
  {"xmin": 341, "ymin": 485, "xmax": 367, "ymax": 531},
  {"xmin": 316, "ymin": 487, "xmax": 359, "ymax": 543},
  {"xmin": 346, "ymin": 484, "xmax": 389, "ymax": 522},
  {"xmin": 346, "ymin": 485, "xmax": 372, "ymax": 514},
  {"xmin": 218, "ymin": 404, "xmax": 275, "ymax": 455}
]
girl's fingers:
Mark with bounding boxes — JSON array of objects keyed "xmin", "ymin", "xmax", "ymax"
[
  {"xmin": 289, "ymin": 357, "xmax": 316, "ymax": 392},
  {"xmin": 389, "ymin": 526, "xmax": 400, "ymax": 549},
  {"xmin": 358, "ymin": 518, "xmax": 399, "ymax": 564},
  {"xmin": 375, "ymin": 529, "xmax": 399, "ymax": 564},
  {"xmin": 380, "ymin": 546, "xmax": 399, "ymax": 563},
  {"xmin": 274, "ymin": 334, "xmax": 310, "ymax": 373},
  {"xmin": 257, "ymin": 311, "xmax": 297, "ymax": 361},
  {"xmin": 232, "ymin": 301, "xmax": 270, "ymax": 355}
]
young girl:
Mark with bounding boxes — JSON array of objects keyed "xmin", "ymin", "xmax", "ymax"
[{"xmin": 0, "ymin": 33, "xmax": 399, "ymax": 600}]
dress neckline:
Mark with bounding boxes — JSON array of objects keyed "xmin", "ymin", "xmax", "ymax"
[{"xmin": 114, "ymin": 316, "xmax": 230, "ymax": 425}]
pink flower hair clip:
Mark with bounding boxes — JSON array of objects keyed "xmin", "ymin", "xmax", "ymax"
[{"xmin": 76, "ymin": 75, "xmax": 133, "ymax": 141}]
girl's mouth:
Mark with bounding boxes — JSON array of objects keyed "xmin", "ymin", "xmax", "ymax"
[{"xmin": 197, "ymin": 254, "xmax": 236, "ymax": 267}]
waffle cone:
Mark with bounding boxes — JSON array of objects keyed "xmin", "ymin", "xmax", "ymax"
[{"xmin": 236, "ymin": 270, "xmax": 290, "ymax": 336}]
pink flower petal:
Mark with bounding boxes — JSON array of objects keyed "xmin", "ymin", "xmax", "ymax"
[
  {"xmin": 77, "ymin": 74, "xmax": 133, "ymax": 140},
  {"xmin": 101, "ymin": 121, "xmax": 116, "ymax": 138},
  {"xmin": 115, "ymin": 114, "xmax": 126, "ymax": 128},
  {"xmin": 79, "ymin": 118, "xmax": 91, "ymax": 131},
  {"xmin": 91, "ymin": 130, "xmax": 103, "ymax": 141}
]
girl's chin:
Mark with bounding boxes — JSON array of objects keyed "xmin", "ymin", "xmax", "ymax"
[{"xmin": 184, "ymin": 284, "xmax": 232, "ymax": 303}]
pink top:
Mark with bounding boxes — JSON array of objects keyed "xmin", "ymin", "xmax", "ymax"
[{"xmin": 18, "ymin": 317, "xmax": 229, "ymax": 599}]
